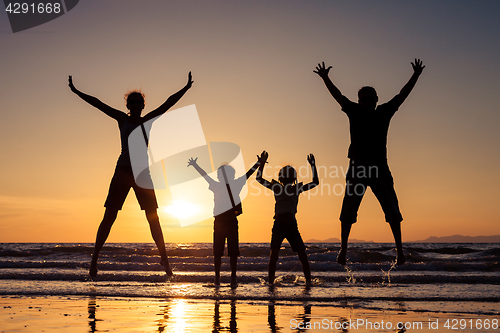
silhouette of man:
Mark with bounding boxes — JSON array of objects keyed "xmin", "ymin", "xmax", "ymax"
[{"xmin": 314, "ymin": 59, "xmax": 424, "ymax": 265}]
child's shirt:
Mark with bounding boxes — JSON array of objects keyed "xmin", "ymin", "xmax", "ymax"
[
  {"xmin": 207, "ymin": 176, "xmax": 247, "ymax": 217},
  {"xmin": 270, "ymin": 181, "xmax": 306, "ymax": 216}
]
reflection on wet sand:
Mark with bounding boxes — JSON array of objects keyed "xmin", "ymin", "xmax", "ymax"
[
  {"xmin": 87, "ymin": 297, "xmax": 320, "ymax": 333},
  {"xmin": 213, "ymin": 300, "xmax": 237, "ymax": 333},
  {"xmin": 87, "ymin": 296, "xmax": 97, "ymax": 333},
  {"xmin": 83, "ymin": 293, "xmax": 459, "ymax": 333}
]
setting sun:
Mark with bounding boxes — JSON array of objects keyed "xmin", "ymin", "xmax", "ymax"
[{"xmin": 163, "ymin": 200, "xmax": 200, "ymax": 219}]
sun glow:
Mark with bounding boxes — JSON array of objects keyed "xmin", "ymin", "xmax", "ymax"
[
  {"xmin": 163, "ymin": 200, "xmax": 199, "ymax": 219},
  {"xmin": 170, "ymin": 298, "xmax": 188, "ymax": 333}
]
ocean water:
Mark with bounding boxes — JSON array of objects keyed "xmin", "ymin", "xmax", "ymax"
[{"xmin": 1, "ymin": 243, "xmax": 499, "ymax": 315}]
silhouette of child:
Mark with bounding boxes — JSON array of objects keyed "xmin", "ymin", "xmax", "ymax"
[
  {"xmin": 256, "ymin": 151, "xmax": 319, "ymax": 285},
  {"xmin": 188, "ymin": 155, "xmax": 262, "ymax": 287}
]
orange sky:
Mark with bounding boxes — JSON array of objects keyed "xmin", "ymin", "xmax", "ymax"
[{"xmin": 0, "ymin": 1, "xmax": 499, "ymax": 243}]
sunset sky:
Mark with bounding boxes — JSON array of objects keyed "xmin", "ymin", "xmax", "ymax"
[{"xmin": 1, "ymin": 1, "xmax": 499, "ymax": 243}]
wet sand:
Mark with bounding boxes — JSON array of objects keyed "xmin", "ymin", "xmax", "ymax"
[{"xmin": 1, "ymin": 295, "xmax": 499, "ymax": 332}]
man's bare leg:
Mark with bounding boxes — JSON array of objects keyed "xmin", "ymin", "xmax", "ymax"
[
  {"xmin": 389, "ymin": 222, "xmax": 405, "ymax": 265},
  {"xmin": 337, "ymin": 222, "xmax": 352, "ymax": 266}
]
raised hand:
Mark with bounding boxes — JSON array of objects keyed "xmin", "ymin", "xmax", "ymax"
[
  {"xmin": 68, "ymin": 75, "xmax": 76, "ymax": 92},
  {"xmin": 186, "ymin": 71, "xmax": 194, "ymax": 89},
  {"xmin": 411, "ymin": 59, "xmax": 425, "ymax": 75},
  {"xmin": 307, "ymin": 154, "xmax": 315, "ymax": 166},
  {"xmin": 257, "ymin": 151, "xmax": 268, "ymax": 165},
  {"xmin": 313, "ymin": 62, "xmax": 332, "ymax": 79},
  {"xmin": 187, "ymin": 157, "xmax": 198, "ymax": 167}
]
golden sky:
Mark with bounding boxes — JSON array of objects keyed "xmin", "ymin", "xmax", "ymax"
[{"xmin": 0, "ymin": 1, "xmax": 499, "ymax": 243}]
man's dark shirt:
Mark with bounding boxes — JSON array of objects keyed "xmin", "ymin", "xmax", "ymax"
[{"xmin": 341, "ymin": 95, "xmax": 401, "ymax": 164}]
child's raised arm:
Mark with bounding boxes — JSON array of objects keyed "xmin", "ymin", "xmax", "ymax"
[
  {"xmin": 301, "ymin": 154, "xmax": 319, "ymax": 192},
  {"xmin": 187, "ymin": 157, "xmax": 215, "ymax": 184},
  {"xmin": 244, "ymin": 151, "xmax": 266, "ymax": 180},
  {"xmin": 256, "ymin": 151, "xmax": 273, "ymax": 189}
]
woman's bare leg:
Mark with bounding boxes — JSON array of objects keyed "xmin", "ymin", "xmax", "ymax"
[
  {"xmin": 90, "ymin": 208, "xmax": 119, "ymax": 277},
  {"xmin": 145, "ymin": 209, "xmax": 173, "ymax": 276}
]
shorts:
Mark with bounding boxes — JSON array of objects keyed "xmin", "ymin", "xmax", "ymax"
[
  {"xmin": 213, "ymin": 213, "xmax": 240, "ymax": 257},
  {"xmin": 104, "ymin": 165, "xmax": 158, "ymax": 211},
  {"xmin": 270, "ymin": 213, "xmax": 306, "ymax": 252},
  {"xmin": 340, "ymin": 161, "xmax": 403, "ymax": 225}
]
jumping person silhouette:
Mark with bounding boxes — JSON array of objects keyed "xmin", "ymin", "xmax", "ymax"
[
  {"xmin": 314, "ymin": 59, "xmax": 424, "ymax": 266},
  {"xmin": 68, "ymin": 72, "xmax": 193, "ymax": 277},
  {"xmin": 256, "ymin": 151, "xmax": 319, "ymax": 285},
  {"xmin": 188, "ymin": 155, "xmax": 262, "ymax": 287}
]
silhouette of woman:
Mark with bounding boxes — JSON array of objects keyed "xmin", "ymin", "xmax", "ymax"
[{"xmin": 68, "ymin": 72, "xmax": 193, "ymax": 277}]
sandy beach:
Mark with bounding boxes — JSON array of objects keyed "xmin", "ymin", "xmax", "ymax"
[{"xmin": 2, "ymin": 295, "xmax": 499, "ymax": 333}]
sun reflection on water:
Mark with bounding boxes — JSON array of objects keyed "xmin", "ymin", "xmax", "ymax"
[{"xmin": 170, "ymin": 299, "xmax": 188, "ymax": 333}]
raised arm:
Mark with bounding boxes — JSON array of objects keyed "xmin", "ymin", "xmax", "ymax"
[
  {"xmin": 187, "ymin": 157, "xmax": 215, "ymax": 184},
  {"xmin": 314, "ymin": 62, "xmax": 344, "ymax": 107},
  {"xmin": 142, "ymin": 72, "xmax": 194, "ymax": 122},
  {"xmin": 256, "ymin": 151, "xmax": 273, "ymax": 190},
  {"xmin": 68, "ymin": 76, "xmax": 124, "ymax": 120},
  {"xmin": 395, "ymin": 59, "xmax": 424, "ymax": 106},
  {"xmin": 301, "ymin": 154, "xmax": 319, "ymax": 192},
  {"xmin": 244, "ymin": 152, "xmax": 265, "ymax": 179}
]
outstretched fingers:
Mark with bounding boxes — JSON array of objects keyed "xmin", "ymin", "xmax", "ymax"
[
  {"xmin": 187, "ymin": 157, "xmax": 198, "ymax": 167},
  {"xmin": 411, "ymin": 58, "xmax": 425, "ymax": 74},
  {"xmin": 313, "ymin": 62, "xmax": 332, "ymax": 77},
  {"xmin": 186, "ymin": 71, "xmax": 194, "ymax": 88},
  {"xmin": 307, "ymin": 153, "xmax": 315, "ymax": 165},
  {"xmin": 258, "ymin": 151, "xmax": 269, "ymax": 164}
]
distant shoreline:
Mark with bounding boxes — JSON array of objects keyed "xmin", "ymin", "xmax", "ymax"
[
  {"xmin": 2, "ymin": 234, "xmax": 500, "ymax": 244},
  {"xmin": 305, "ymin": 235, "xmax": 500, "ymax": 243}
]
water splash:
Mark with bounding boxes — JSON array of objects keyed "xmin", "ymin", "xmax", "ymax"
[
  {"xmin": 344, "ymin": 264, "xmax": 356, "ymax": 284},
  {"xmin": 310, "ymin": 278, "xmax": 323, "ymax": 286},
  {"xmin": 293, "ymin": 275, "xmax": 306, "ymax": 284},
  {"xmin": 381, "ymin": 260, "xmax": 397, "ymax": 285},
  {"xmin": 257, "ymin": 276, "xmax": 267, "ymax": 285}
]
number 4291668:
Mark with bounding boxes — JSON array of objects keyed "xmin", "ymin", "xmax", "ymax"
[
  {"xmin": 5, "ymin": 2, "xmax": 61, "ymax": 14},
  {"xmin": 444, "ymin": 319, "xmax": 498, "ymax": 330}
]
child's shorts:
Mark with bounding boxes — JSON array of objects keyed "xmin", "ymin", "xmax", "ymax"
[
  {"xmin": 270, "ymin": 213, "xmax": 306, "ymax": 252},
  {"xmin": 213, "ymin": 213, "xmax": 240, "ymax": 257},
  {"xmin": 104, "ymin": 165, "xmax": 158, "ymax": 211}
]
